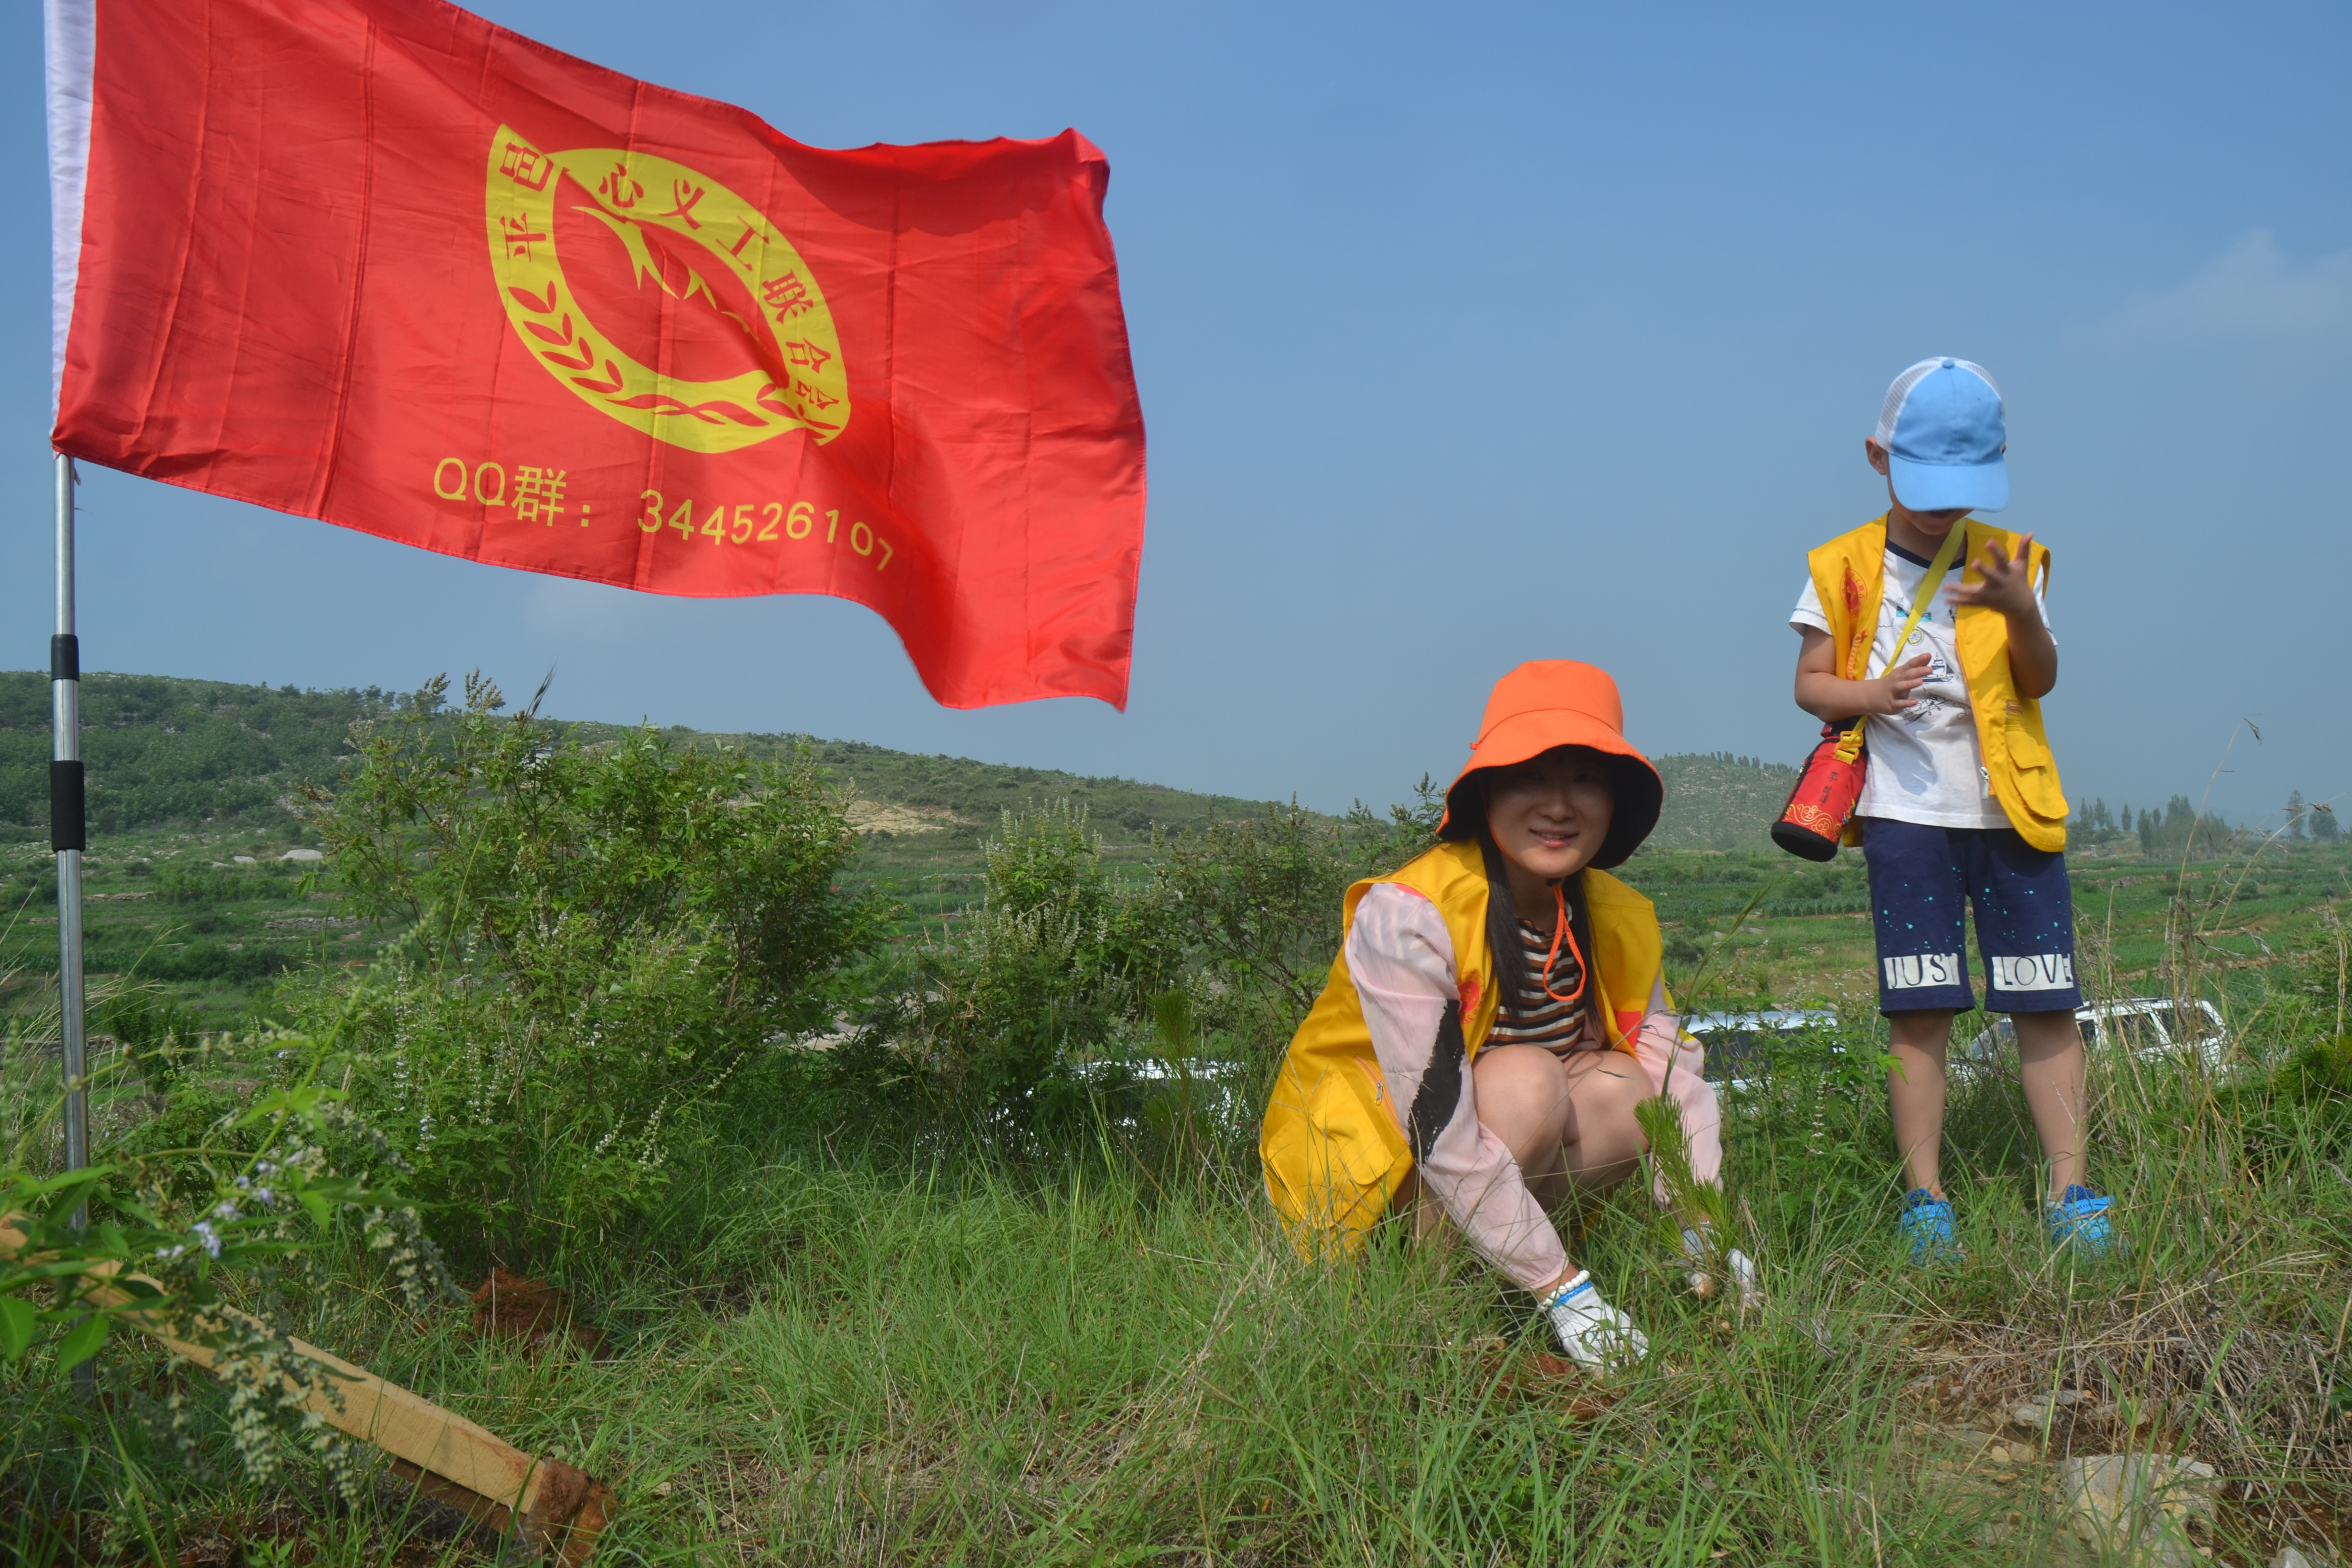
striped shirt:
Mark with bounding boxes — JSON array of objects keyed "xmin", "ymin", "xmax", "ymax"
[{"xmin": 1486, "ymin": 914, "xmax": 1600, "ymax": 1055}]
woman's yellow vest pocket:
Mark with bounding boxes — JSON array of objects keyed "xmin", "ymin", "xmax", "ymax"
[
  {"xmin": 1264, "ymin": 1050, "xmax": 1406, "ymax": 1247},
  {"xmin": 1322, "ymin": 1057, "xmax": 1406, "ymax": 1191}
]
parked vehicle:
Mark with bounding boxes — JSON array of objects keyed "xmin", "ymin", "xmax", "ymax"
[
  {"xmin": 1963, "ymin": 997, "xmax": 2227, "ymax": 1070},
  {"xmin": 1685, "ymin": 1008, "xmax": 1839, "ymax": 1088},
  {"xmin": 1071, "ymin": 1054, "xmax": 1250, "ymax": 1132}
]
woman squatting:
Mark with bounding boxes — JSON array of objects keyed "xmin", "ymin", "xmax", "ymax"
[{"xmin": 1260, "ymin": 661, "xmax": 1757, "ymax": 1366}]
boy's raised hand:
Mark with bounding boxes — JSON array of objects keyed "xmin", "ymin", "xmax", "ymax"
[
  {"xmin": 1946, "ymin": 532, "xmax": 2039, "ymax": 618},
  {"xmin": 1860, "ymin": 651, "xmax": 1933, "ymax": 715}
]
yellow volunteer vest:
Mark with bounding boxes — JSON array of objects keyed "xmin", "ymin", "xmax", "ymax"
[
  {"xmin": 1805, "ymin": 517, "xmax": 2068, "ymax": 852},
  {"xmin": 1258, "ymin": 839, "xmax": 1668, "ymax": 1251}
]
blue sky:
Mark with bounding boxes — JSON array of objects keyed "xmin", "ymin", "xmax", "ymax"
[{"xmin": 7, "ymin": 1, "xmax": 2347, "ymax": 828}]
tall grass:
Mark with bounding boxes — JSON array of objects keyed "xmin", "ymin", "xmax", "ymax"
[
  {"xmin": 8, "ymin": 977, "xmax": 2346, "ymax": 1565},
  {"xmin": 7, "ymin": 779, "xmax": 2348, "ymax": 1564}
]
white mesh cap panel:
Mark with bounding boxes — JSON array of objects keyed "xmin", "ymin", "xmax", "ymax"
[{"xmin": 1873, "ymin": 358, "xmax": 2002, "ymax": 448}]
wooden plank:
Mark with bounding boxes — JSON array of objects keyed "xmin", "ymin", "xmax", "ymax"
[{"xmin": 1, "ymin": 1217, "xmax": 611, "ymax": 1562}]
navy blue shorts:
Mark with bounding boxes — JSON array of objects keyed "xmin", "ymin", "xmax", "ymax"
[{"xmin": 1860, "ymin": 817, "xmax": 2081, "ymax": 1015}]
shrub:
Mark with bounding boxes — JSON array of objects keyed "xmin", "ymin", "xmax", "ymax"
[
  {"xmin": 288, "ymin": 674, "xmax": 887, "ymax": 1267},
  {"xmin": 155, "ymin": 864, "xmax": 294, "ymax": 904},
  {"xmin": 2, "ymin": 1071, "xmax": 445, "ymax": 1506},
  {"xmin": 869, "ymin": 788, "xmax": 1439, "ymax": 1155},
  {"xmin": 882, "ymin": 803, "xmax": 1184, "ymax": 1142},
  {"xmin": 102, "ymin": 987, "xmax": 206, "ymax": 1096},
  {"xmin": 142, "ymin": 940, "xmax": 299, "ymax": 986},
  {"xmin": 1148, "ymin": 786, "xmax": 1439, "ymax": 1069}
]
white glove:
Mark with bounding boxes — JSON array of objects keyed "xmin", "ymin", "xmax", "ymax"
[
  {"xmin": 1541, "ymin": 1270, "xmax": 1648, "ymax": 1369},
  {"xmin": 1681, "ymin": 1226, "xmax": 1763, "ymax": 1310}
]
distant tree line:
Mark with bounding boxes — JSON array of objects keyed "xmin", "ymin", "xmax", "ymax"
[
  {"xmin": 2133, "ymin": 796, "xmax": 2236, "ymax": 859},
  {"xmin": 2076, "ymin": 795, "xmax": 2237, "ymax": 858},
  {"xmin": 2284, "ymin": 790, "xmax": 2343, "ymax": 844},
  {"xmin": 2074, "ymin": 798, "xmax": 2127, "ymax": 840},
  {"xmin": 2076, "ymin": 792, "xmax": 2343, "ymax": 855}
]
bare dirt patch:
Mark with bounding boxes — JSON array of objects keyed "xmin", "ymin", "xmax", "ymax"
[{"xmin": 844, "ymin": 801, "xmax": 967, "ymax": 836}]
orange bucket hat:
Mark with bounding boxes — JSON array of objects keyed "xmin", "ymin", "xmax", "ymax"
[{"xmin": 1436, "ymin": 660, "xmax": 1663, "ymax": 869}]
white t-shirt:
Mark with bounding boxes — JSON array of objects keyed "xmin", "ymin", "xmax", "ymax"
[{"xmin": 1790, "ymin": 536, "xmax": 2052, "ymax": 830}]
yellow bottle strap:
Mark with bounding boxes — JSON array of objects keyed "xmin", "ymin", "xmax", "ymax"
[{"xmin": 1835, "ymin": 519, "xmax": 1969, "ymax": 760}]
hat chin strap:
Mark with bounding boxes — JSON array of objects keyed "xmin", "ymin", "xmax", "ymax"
[{"xmin": 1539, "ymin": 879, "xmax": 1588, "ymax": 1008}]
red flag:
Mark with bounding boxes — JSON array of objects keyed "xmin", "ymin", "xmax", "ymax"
[{"xmin": 45, "ymin": 0, "xmax": 1145, "ymax": 709}]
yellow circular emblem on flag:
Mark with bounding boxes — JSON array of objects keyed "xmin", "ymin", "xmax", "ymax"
[{"xmin": 484, "ymin": 127, "xmax": 850, "ymax": 453}]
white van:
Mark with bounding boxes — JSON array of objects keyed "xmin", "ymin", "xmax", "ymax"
[
  {"xmin": 1963, "ymin": 997, "xmax": 2227, "ymax": 1071},
  {"xmin": 1686, "ymin": 1008, "xmax": 1839, "ymax": 1089}
]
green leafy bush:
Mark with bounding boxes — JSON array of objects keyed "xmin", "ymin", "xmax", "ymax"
[
  {"xmin": 102, "ymin": 988, "xmax": 205, "ymax": 1096},
  {"xmin": 154, "ymin": 864, "xmax": 299, "ymax": 904},
  {"xmin": 1152, "ymin": 789, "xmax": 1437, "ymax": 1024},
  {"xmin": 871, "ymin": 789, "xmax": 1437, "ymax": 1153},
  {"xmin": 289, "ymin": 674, "xmax": 886, "ymax": 1267},
  {"xmin": 2276, "ymin": 1033, "xmax": 2352, "ymax": 1106},
  {"xmin": 137, "ymin": 941, "xmax": 299, "ymax": 986},
  {"xmin": 884, "ymin": 803, "xmax": 1184, "ymax": 1140},
  {"xmin": 2, "ymin": 1075, "xmax": 444, "ymax": 1503}
]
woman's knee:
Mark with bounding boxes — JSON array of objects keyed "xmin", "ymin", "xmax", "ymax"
[
  {"xmin": 1562, "ymin": 1061, "xmax": 1651, "ymax": 1171},
  {"xmin": 1472, "ymin": 1045, "xmax": 1573, "ymax": 1155},
  {"xmin": 1582, "ymin": 1061, "xmax": 1651, "ymax": 1123}
]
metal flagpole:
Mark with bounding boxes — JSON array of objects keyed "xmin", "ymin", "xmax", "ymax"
[{"xmin": 53, "ymin": 452, "xmax": 88, "ymax": 1210}]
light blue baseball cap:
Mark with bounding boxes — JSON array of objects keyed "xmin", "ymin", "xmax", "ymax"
[{"xmin": 1873, "ymin": 357, "xmax": 2007, "ymax": 512}]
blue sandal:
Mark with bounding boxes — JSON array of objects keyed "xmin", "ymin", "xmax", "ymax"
[
  {"xmin": 1898, "ymin": 1188, "xmax": 1959, "ymax": 1263},
  {"xmin": 2048, "ymin": 1185, "xmax": 2118, "ymax": 1257}
]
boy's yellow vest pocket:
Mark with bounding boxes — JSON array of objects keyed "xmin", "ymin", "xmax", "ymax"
[{"xmin": 2002, "ymin": 705, "xmax": 2068, "ymax": 821}]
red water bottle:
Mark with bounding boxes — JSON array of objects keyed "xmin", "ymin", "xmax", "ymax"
[{"xmin": 1772, "ymin": 720, "xmax": 1866, "ymax": 862}]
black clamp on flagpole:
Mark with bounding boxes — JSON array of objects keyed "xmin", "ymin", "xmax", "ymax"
[{"xmin": 51, "ymin": 634, "xmax": 84, "ymax": 852}]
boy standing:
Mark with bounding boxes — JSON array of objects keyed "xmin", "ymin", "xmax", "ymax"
[{"xmin": 1788, "ymin": 358, "xmax": 2113, "ymax": 1258}]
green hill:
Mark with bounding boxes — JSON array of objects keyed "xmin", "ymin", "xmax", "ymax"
[
  {"xmin": 5, "ymin": 671, "xmax": 2326, "ymax": 1028},
  {"xmin": 1646, "ymin": 752, "xmax": 1801, "ymax": 853},
  {"xmin": 0, "ymin": 673, "xmax": 1297, "ymax": 844},
  {"xmin": 565, "ymin": 724, "xmax": 1286, "ymax": 842},
  {"xmin": 2, "ymin": 670, "xmax": 1806, "ymax": 848},
  {"xmin": 0, "ymin": 672, "xmax": 383, "ymax": 839}
]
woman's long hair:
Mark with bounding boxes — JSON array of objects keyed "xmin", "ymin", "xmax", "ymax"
[
  {"xmin": 1465, "ymin": 777, "xmax": 1594, "ymax": 1028},
  {"xmin": 1474, "ymin": 823, "xmax": 1536, "ymax": 1023}
]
